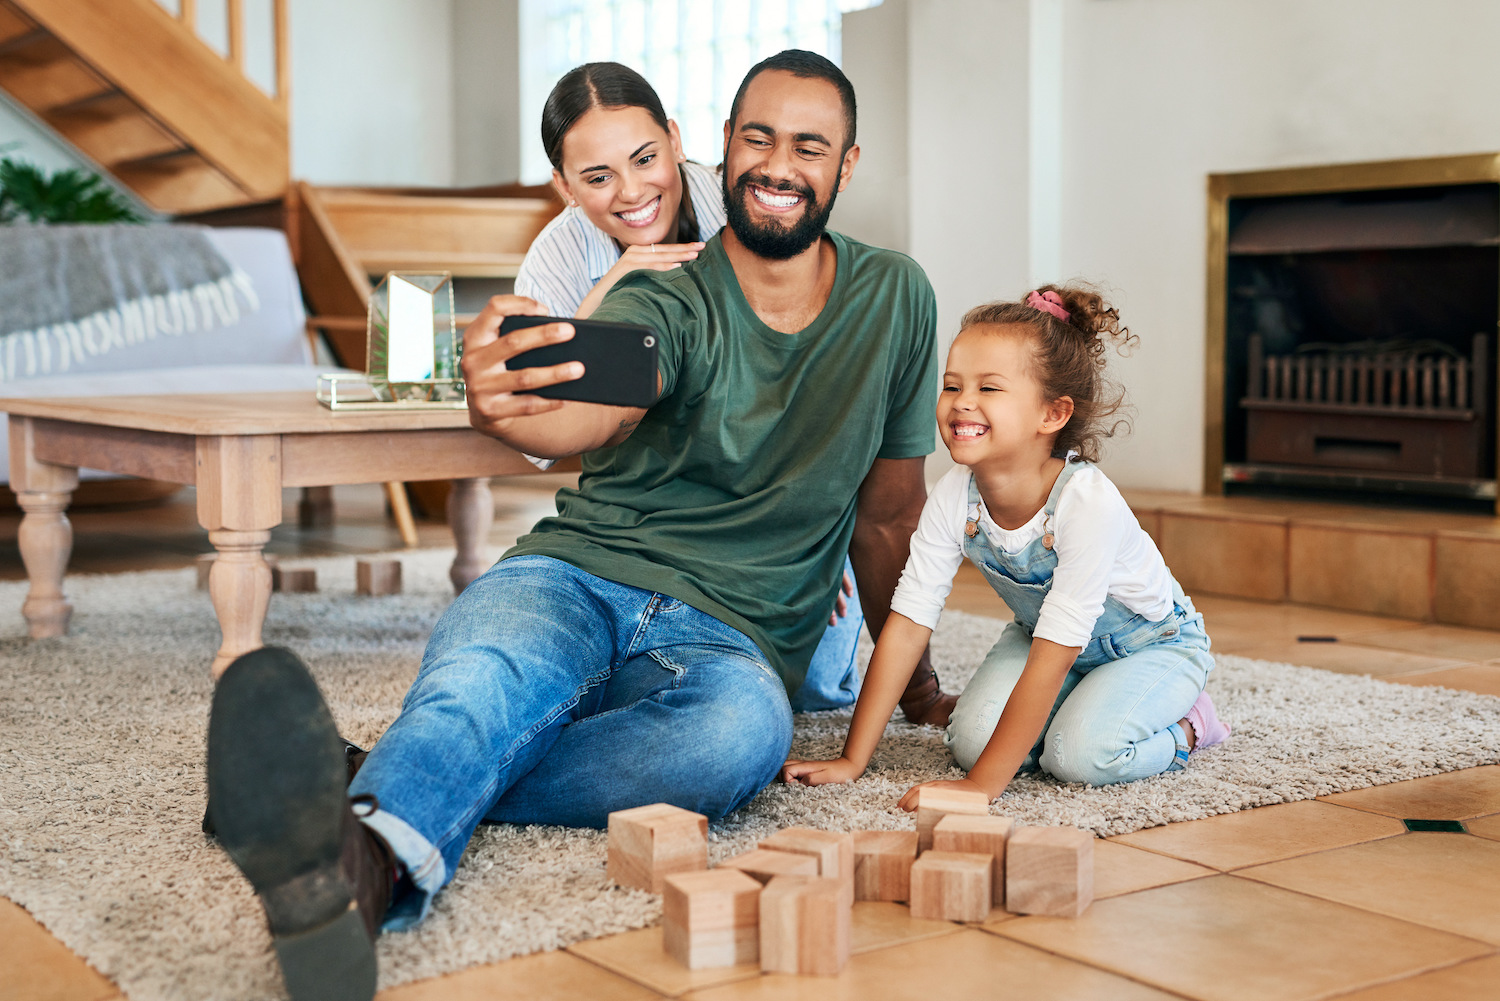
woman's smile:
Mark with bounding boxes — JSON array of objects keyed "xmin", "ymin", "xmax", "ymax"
[{"xmin": 616, "ymin": 195, "xmax": 662, "ymax": 227}]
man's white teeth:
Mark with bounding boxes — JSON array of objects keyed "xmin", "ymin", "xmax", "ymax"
[
  {"xmin": 752, "ymin": 187, "xmax": 800, "ymax": 208},
  {"xmin": 953, "ymin": 425, "xmax": 988, "ymax": 439},
  {"xmin": 619, "ymin": 198, "xmax": 659, "ymax": 222}
]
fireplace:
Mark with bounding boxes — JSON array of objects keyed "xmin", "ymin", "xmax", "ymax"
[{"xmin": 1205, "ymin": 154, "xmax": 1500, "ymax": 509}]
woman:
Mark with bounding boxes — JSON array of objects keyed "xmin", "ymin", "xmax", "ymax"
[
  {"xmin": 514, "ymin": 62, "xmax": 863, "ymax": 713},
  {"xmin": 516, "ymin": 62, "xmax": 719, "ymax": 319}
]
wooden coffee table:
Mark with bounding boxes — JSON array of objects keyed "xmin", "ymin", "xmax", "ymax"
[{"xmin": 1, "ymin": 391, "xmax": 551, "ymax": 676}]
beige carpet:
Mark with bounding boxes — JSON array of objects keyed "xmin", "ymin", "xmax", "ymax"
[{"xmin": 2, "ymin": 550, "xmax": 1499, "ymax": 1001}]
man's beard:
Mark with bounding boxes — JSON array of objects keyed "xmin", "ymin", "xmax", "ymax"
[{"xmin": 723, "ymin": 170, "xmax": 838, "ymax": 260}]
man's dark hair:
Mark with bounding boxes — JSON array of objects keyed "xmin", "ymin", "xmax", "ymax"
[{"xmin": 728, "ymin": 49, "xmax": 857, "ymax": 154}]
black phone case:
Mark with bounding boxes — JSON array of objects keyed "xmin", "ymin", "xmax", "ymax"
[{"xmin": 500, "ymin": 315, "xmax": 659, "ymax": 409}]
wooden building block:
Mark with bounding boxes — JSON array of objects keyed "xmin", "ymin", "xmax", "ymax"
[
  {"xmin": 932, "ymin": 814, "xmax": 1013, "ymax": 907},
  {"xmin": 719, "ymin": 848, "xmax": 819, "ymax": 884},
  {"xmin": 271, "ymin": 566, "xmax": 316, "ymax": 593},
  {"xmin": 606, "ymin": 803, "xmax": 709, "ymax": 893},
  {"xmin": 759, "ymin": 828, "xmax": 855, "ymax": 910},
  {"xmin": 758, "ymin": 876, "xmax": 850, "ymax": 976},
  {"xmin": 852, "ymin": 830, "xmax": 919, "ymax": 902},
  {"xmin": 662, "ymin": 868, "xmax": 763, "ymax": 969},
  {"xmin": 908, "ymin": 850, "xmax": 993, "ymax": 923},
  {"xmin": 1006, "ymin": 826, "xmax": 1094, "ymax": 918},
  {"xmin": 355, "ymin": 558, "xmax": 402, "ymax": 596},
  {"xmin": 914, "ymin": 786, "xmax": 989, "ymax": 852}
]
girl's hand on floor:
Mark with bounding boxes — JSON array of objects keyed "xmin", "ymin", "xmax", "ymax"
[
  {"xmin": 896, "ymin": 777, "xmax": 993, "ymax": 813},
  {"xmin": 781, "ymin": 756, "xmax": 863, "ymax": 786}
]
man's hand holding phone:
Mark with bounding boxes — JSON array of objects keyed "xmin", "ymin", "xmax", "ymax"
[
  {"xmin": 460, "ymin": 295, "xmax": 653, "ymax": 459},
  {"xmin": 460, "ymin": 295, "xmax": 583, "ymax": 438}
]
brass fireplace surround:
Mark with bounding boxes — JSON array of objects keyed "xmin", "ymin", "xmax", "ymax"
[{"xmin": 1203, "ymin": 152, "xmax": 1500, "ymax": 507}]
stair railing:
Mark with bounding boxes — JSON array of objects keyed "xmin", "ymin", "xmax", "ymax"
[{"xmin": 170, "ymin": 0, "xmax": 289, "ymax": 112}]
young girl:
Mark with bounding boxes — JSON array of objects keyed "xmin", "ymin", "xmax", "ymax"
[{"xmin": 783, "ymin": 286, "xmax": 1230, "ymax": 806}]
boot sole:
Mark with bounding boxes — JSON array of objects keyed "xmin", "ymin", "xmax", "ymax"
[{"xmin": 207, "ymin": 647, "xmax": 377, "ymax": 1001}]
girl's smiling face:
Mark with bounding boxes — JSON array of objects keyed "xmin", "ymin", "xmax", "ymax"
[
  {"xmin": 938, "ymin": 324, "xmax": 1072, "ymax": 470},
  {"xmin": 553, "ymin": 105, "xmax": 685, "ymax": 248}
]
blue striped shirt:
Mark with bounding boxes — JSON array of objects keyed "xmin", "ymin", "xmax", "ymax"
[{"xmin": 514, "ymin": 160, "xmax": 726, "ymax": 316}]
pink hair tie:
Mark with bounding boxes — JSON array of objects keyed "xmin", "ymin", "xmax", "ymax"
[{"xmin": 1027, "ymin": 289, "xmax": 1070, "ymax": 323}]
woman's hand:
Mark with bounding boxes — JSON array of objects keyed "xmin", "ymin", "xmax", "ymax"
[
  {"xmin": 896, "ymin": 777, "xmax": 993, "ymax": 813},
  {"xmin": 829, "ymin": 571, "xmax": 855, "ymax": 626},
  {"xmin": 781, "ymin": 756, "xmax": 865, "ymax": 787},
  {"xmin": 576, "ymin": 242, "xmax": 706, "ymax": 318}
]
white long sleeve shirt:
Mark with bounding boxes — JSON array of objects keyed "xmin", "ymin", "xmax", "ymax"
[{"xmin": 891, "ymin": 464, "xmax": 1175, "ymax": 647}]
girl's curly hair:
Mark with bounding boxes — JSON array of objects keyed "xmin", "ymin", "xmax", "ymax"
[{"xmin": 958, "ymin": 284, "xmax": 1137, "ymax": 462}]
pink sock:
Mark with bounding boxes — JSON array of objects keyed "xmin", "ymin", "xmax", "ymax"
[{"xmin": 1185, "ymin": 690, "xmax": 1230, "ymax": 751}]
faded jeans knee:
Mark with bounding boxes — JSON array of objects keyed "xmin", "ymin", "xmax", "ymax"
[{"xmin": 1038, "ymin": 727, "xmax": 1131, "ymax": 787}]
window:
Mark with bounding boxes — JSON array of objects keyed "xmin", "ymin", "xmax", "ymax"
[{"xmin": 519, "ymin": 0, "xmax": 881, "ymax": 183}]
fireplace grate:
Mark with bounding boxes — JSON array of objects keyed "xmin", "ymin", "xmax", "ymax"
[{"xmin": 1240, "ymin": 333, "xmax": 1489, "ymax": 480}]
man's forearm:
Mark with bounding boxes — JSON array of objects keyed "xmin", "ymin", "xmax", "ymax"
[
  {"xmin": 483, "ymin": 402, "xmax": 640, "ymax": 459},
  {"xmin": 848, "ymin": 516, "xmax": 918, "ymax": 641}
]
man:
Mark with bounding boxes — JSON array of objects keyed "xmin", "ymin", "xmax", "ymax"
[{"xmin": 206, "ymin": 50, "xmax": 952, "ymax": 1001}]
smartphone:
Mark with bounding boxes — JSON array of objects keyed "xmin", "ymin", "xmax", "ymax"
[{"xmin": 500, "ymin": 315, "xmax": 659, "ymax": 408}]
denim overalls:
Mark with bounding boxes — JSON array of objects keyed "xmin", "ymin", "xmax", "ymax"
[{"xmin": 942, "ymin": 460, "xmax": 1215, "ymax": 786}]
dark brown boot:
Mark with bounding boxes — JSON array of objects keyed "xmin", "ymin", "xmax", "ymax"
[
  {"xmin": 204, "ymin": 738, "xmax": 369, "ymax": 837},
  {"xmin": 899, "ymin": 665, "xmax": 958, "ymax": 726},
  {"xmin": 207, "ymin": 647, "xmax": 379, "ymax": 1001},
  {"xmin": 342, "ymin": 796, "xmax": 396, "ymax": 940}
]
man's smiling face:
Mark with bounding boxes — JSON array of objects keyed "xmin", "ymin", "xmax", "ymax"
[{"xmin": 721, "ymin": 70, "xmax": 856, "ymax": 260}]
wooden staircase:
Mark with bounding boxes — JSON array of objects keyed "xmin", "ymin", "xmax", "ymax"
[{"xmin": 0, "ymin": 0, "xmax": 288, "ymax": 214}]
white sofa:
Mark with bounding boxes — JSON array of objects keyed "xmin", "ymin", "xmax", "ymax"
[{"xmin": 0, "ymin": 226, "xmax": 333, "ymax": 484}]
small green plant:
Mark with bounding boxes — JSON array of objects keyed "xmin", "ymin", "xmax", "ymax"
[{"xmin": 0, "ymin": 157, "xmax": 143, "ymax": 224}]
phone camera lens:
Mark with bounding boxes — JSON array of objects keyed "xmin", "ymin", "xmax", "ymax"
[{"xmin": 643, "ymin": 335, "xmax": 657, "ymax": 348}]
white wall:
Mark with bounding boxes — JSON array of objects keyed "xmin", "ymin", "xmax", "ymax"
[
  {"xmin": 831, "ymin": 0, "xmax": 910, "ymax": 254},
  {"xmin": 290, "ymin": 0, "xmax": 456, "ymax": 185},
  {"xmin": 451, "ymin": 0, "xmax": 522, "ymax": 186}
]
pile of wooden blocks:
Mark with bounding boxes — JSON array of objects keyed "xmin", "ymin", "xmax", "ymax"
[{"xmin": 606, "ymin": 787, "xmax": 1094, "ymax": 977}]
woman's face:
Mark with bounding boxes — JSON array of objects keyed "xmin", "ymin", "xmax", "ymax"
[{"xmin": 553, "ymin": 105, "xmax": 685, "ymax": 247}]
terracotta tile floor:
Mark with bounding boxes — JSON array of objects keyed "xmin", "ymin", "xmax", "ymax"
[{"xmin": 4, "ymin": 481, "xmax": 1500, "ymax": 1001}]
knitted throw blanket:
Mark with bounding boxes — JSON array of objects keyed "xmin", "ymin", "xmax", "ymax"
[{"xmin": 0, "ymin": 223, "xmax": 260, "ymax": 383}]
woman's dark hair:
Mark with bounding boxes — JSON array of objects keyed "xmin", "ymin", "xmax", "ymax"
[
  {"xmin": 959, "ymin": 285, "xmax": 1138, "ymax": 463},
  {"xmin": 540, "ymin": 61, "xmax": 698, "ymax": 245}
]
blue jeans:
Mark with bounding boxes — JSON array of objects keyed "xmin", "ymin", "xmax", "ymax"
[
  {"xmin": 944, "ymin": 613, "xmax": 1213, "ymax": 785},
  {"xmin": 789, "ymin": 555, "xmax": 863, "ymax": 712},
  {"xmin": 350, "ymin": 555, "xmax": 795, "ymax": 929}
]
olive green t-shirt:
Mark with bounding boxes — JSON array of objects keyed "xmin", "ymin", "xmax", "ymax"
[{"xmin": 504, "ymin": 231, "xmax": 938, "ymax": 690}]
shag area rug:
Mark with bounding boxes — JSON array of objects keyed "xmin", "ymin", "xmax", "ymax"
[{"xmin": 2, "ymin": 550, "xmax": 1499, "ymax": 1001}]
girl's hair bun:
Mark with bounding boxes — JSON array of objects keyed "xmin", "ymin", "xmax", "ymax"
[{"xmin": 958, "ymin": 283, "xmax": 1136, "ymax": 461}]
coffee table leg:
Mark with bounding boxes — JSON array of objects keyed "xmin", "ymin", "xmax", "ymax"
[
  {"xmin": 9, "ymin": 417, "xmax": 80, "ymax": 638},
  {"xmin": 207, "ymin": 529, "xmax": 274, "ymax": 677},
  {"xmin": 17, "ymin": 485, "xmax": 78, "ymax": 637},
  {"xmin": 197, "ymin": 435, "xmax": 283, "ymax": 678},
  {"xmin": 447, "ymin": 476, "xmax": 494, "ymax": 593}
]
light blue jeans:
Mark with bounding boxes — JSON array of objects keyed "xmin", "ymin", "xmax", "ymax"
[
  {"xmin": 350, "ymin": 555, "xmax": 796, "ymax": 929},
  {"xmin": 788, "ymin": 555, "xmax": 863, "ymax": 712},
  {"xmin": 943, "ymin": 612, "xmax": 1213, "ymax": 785}
]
